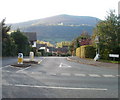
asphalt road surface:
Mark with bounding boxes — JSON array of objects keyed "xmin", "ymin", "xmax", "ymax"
[{"xmin": 1, "ymin": 57, "xmax": 119, "ymax": 98}]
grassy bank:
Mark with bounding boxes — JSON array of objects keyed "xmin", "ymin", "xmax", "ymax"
[{"xmin": 98, "ymin": 59, "xmax": 120, "ymax": 64}]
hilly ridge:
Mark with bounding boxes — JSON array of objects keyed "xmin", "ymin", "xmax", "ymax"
[{"xmin": 11, "ymin": 14, "xmax": 100, "ymax": 43}]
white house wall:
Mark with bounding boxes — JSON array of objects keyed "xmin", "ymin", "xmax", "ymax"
[{"xmin": 32, "ymin": 41, "xmax": 36, "ymax": 47}]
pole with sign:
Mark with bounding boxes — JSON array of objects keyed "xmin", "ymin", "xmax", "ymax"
[
  {"xmin": 109, "ymin": 54, "xmax": 119, "ymax": 61},
  {"xmin": 18, "ymin": 53, "xmax": 23, "ymax": 64},
  {"xmin": 94, "ymin": 36, "xmax": 100, "ymax": 61}
]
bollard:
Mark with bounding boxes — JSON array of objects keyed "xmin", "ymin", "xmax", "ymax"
[
  {"xmin": 18, "ymin": 53, "xmax": 23, "ymax": 64},
  {"xmin": 94, "ymin": 54, "xmax": 100, "ymax": 61},
  {"xmin": 30, "ymin": 52, "xmax": 34, "ymax": 61}
]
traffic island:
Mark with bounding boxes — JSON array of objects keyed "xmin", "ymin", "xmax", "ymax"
[
  {"xmin": 11, "ymin": 63, "xmax": 31, "ymax": 68},
  {"xmin": 23, "ymin": 60, "xmax": 39, "ymax": 64},
  {"xmin": 11, "ymin": 60, "xmax": 39, "ymax": 68}
]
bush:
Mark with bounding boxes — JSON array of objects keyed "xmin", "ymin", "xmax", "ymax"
[
  {"xmin": 35, "ymin": 52, "xmax": 41, "ymax": 56},
  {"xmin": 100, "ymin": 49, "xmax": 110, "ymax": 60},
  {"xmin": 84, "ymin": 45, "xmax": 96, "ymax": 58}
]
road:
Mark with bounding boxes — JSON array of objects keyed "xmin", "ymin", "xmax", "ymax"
[{"xmin": 1, "ymin": 57, "xmax": 119, "ymax": 99}]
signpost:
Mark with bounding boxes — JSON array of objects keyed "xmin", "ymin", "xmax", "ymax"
[
  {"xmin": 18, "ymin": 53, "xmax": 23, "ymax": 64},
  {"xmin": 109, "ymin": 54, "xmax": 119, "ymax": 61},
  {"xmin": 95, "ymin": 36, "xmax": 99, "ymax": 44},
  {"xmin": 94, "ymin": 36, "xmax": 100, "ymax": 61}
]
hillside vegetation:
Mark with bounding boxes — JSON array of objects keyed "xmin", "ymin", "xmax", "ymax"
[{"xmin": 10, "ymin": 14, "xmax": 100, "ymax": 43}]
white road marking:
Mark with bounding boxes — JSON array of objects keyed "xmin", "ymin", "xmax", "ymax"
[
  {"xmin": 103, "ymin": 75, "xmax": 115, "ymax": 77},
  {"xmin": 38, "ymin": 58, "xmax": 46, "ymax": 64},
  {"xmin": 16, "ymin": 66, "xmax": 31, "ymax": 73},
  {"xmin": 31, "ymin": 72, "xmax": 42, "ymax": 75},
  {"xmin": 61, "ymin": 73, "xmax": 71, "ymax": 76},
  {"xmin": 0, "ymin": 65, "xmax": 11, "ymax": 69},
  {"xmin": 74, "ymin": 74, "xmax": 86, "ymax": 77},
  {"xmin": 48, "ymin": 73, "xmax": 57, "ymax": 76},
  {"xmin": 2, "ymin": 70, "xmax": 11, "ymax": 73},
  {"xmin": 59, "ymin": 63, "xmax": 71, "ymax": 68},
  {"xmin": 38, "ymin": 60, "xmax": 42, "ymax": 64},
  {"xmin": 44, "ymin": 57, "xmax": 67, "ymax": 59},
  {"xmin": 116, "ymin": 75, "xmax": 120, "ymax": 77},
  {"xmin": 59, "ymin": 63, "xmax": 62, "ymax": 67},
  {"xmin": 88, "ymin": 74, "xmax": 101, "ymax": 77},
  {"xmin": 3, "ymin": 84, "xmax": 107, "ymax": 91}
]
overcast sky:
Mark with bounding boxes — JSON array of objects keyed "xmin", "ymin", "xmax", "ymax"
[{"xmin": 1, "ymin": 0, "xmax": 119, "ymax": 23}]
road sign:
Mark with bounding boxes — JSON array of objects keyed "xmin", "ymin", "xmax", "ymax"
[
  {"xmin": 109, "ymin": 54, "xmax": 119, "ymax": 58},
  {"xmin": 95, "ymin": 36, "xmax": 99, "ymax": 43},
  {"xmin": 18, "ymin": 53, "xmax": 23, "ymax": 64}
]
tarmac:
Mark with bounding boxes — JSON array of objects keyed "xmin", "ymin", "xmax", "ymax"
[{"xmin": 67, "ymin": 56, "xmax": 119, "ymax": 68}]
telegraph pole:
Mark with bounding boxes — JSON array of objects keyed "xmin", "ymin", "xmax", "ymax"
[{"xmin": 118, "ymin": 1, "xmax": 120, "ymax": 16}]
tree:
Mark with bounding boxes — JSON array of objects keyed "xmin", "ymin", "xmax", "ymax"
[
  {"xmin": 68, "ymin": 41, "xmax": 75, "ymax": 56},
  {"xmin": 1, "ymin": 19, "xmax": 11, "ymax": 39},
  {"xmin": 1, "ymin": 19, "xmax": 17, "ymax": 56},
  {"xmin": 74, "ymin": 31, "xmax": 91, "ymax": 47},
  {"xmin": 70, "ymin": 31, "xmax": 91, "ymax": 55},
  {"xmin": 2, "ymin": 37, "xmax": 17, "ymax": 56},
  {"xmin": 11, "ymin": 29, "xmax": 31, "ymax": 56},
  {"xmin": 92, "ymin": 10, "xmax": 120, "ymax": 59}
]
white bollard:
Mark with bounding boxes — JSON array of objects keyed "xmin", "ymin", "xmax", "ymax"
[
  {"xmin": 18, "ymin": 53, "xmax": 23, "ymax": 64},
  {"xmin": 30, "ymin": 52, "xmax": 34, "ymax": 61},
  {"xmin": 94, "ymin": 54, "xmax": 100, "ymax": 61}
]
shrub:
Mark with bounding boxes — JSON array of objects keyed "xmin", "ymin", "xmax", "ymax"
[
  {"xmin": 100, "ymin": 49, "xmax": 110, "ymax": 60},
  {"xmin": 84, "ymin": 45, "xmax": 96, "ymax": 58}
]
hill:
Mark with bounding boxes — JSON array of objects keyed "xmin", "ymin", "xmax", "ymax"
[{"xmin": 10, "ymin": 14, "xmax": 100, "ymax": 43}]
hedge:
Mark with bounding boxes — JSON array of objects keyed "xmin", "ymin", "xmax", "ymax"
[
  {"xmin": 76, "ymin": 45, "xmax": 96, "ymax": 58},
  {"xmin": 76, "ymin": 47, "xmax": 81, "ymax": 58}
]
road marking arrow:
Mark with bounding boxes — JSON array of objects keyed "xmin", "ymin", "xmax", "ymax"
[{"xmin": 59, "ymin": 63, "xmax": 71, "ymax": 68}]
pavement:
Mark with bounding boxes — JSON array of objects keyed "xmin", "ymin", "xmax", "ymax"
[
  {"xmin": 1, "ymin": 57, "xmax": 119, "ymax": 98},
  {"xmin": 67, "ymin": 56, "xmax": 119, "ymax": 68}
]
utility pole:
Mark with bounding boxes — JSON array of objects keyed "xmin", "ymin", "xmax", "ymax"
[{"xmin": 118, "ymin": 1, "xmax": 120, "ymax": 15}]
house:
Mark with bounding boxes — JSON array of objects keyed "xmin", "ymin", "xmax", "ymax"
[
  {"xmin": 36, "ymin": 44, "xmax": 47, "ymax": 52},
  {"xmin": 47, "ymin": 47, "xmax": 57, "ymax": 53},
  {"xmin": 57, "ymin": 46, "xmax": 69, "ymax": 56},
  {"xmin": 36, "ymin": 44, "xmax": 58, "ymax": 56},
  {"xmin": 23, "ymin": 32, "xmax": 37, "ymax": 47},
  {"xmin": 80, "ymin": 39, "xmax": 92, "ymax": 46},
  {"xmin": 36, "ymin": 44, "xmax": 48, "ymax": 56}
]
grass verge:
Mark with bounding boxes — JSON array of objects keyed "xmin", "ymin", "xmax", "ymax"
[{"xmin": 98, "ymin": 59, "xmax": 120, "ymax": 64}]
